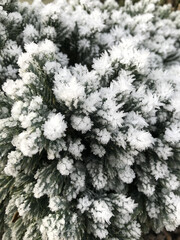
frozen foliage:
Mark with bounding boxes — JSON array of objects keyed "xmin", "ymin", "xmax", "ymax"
[
  {"xmin": 43, "ymin": 113, "xmax": 67, "ymax": 141},
  {"xmin": 0, "ymin": 0, "xmax": 180, "ymax": 240},
  {"xmin": 57, "ymin": 157, "xmax": 74, "ymax": 175}
]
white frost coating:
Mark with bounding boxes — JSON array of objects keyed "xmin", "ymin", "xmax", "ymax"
[
  {"xmin": 29, "ymin": 96, "xmax": 43, "ymax": 111},
  {"xmin": 151, "ymin": 162, "xmax": 169, "ymax": 180},
  {"xmin": 91, "ymin": 144, "xmax": 106, "ymax": 157},
  {"xmin": 71, "ymin": 115, "xmax": 92, "ymax": 133},
  {"xmin": 164, "ymin": 124, "xmax": 180, "ymax": 144},
  {"xmin": 163, "ymin": 193, "xmax": 180, "ymax": 231},
  {"xmin": 41, "ymin": 26, "xmax": 57, "ymax": 39},
  {"xmin": 43, "ymin": 113, "xmax": 67, "ymax": 141},
  {"xmin": 57, "ymin": 157, "xmax": 74, "ymax": 175},
  {"xmin": 94, "ymin": 128, "xmax": 111, "ymax": 145},
  {"xmin": 155, "ymin": 140, "xmax": 173, "ymax": 160},
  {"xmin": 127, "ymin": 127, "xmax": 154, "ymax": 151},
  {"xmin": 12, "ymin": 129, "xmax": 42, "ymax": 157},
  {"xmin": 19, "ymin": 112, "xmax": 38, "ymax": 129},
  {"xmin": 118, "ymin": 165, "xmax": 135, "ymax": 184},
  {"xmin": 0, "ymin": 0, "xmax": 180, "ymax": 239},
  {"xmin": 2, "ymin": 79, "xmax": 18, "ymax": 97},
  {"xmin": 11, "ymin": 101, "xmax": 23, "ymax": 120},
  {"xmin": 2, "ymin": 79, "xmax": 27, "ymax": 99},
  {"xmin": 3, "ymin": 40, "xmax": 22, "ymax": 60},
  {"xmin": 125, "ymin": 111, "xmax": 148, "ymax": 129},
  {"xmin": 93, "ymin": 52, "xmax": 113, "ymax": 76},
  {"xmin": 15, "ymin": 195, "xmax": 30, "ymax": 217},
  {"xmin": 8, "ymin": 12, "xmax": 22, "ymax": 23},
  {"xmin": 83, "ymin": 92, "xmax": 101, "ymax": 113},
  {"xmin": 77, "ymin": 196, "xmax": 93, "ymax": 213},
  {"xmin": 69, "ymin": 170, "xmax": 86, "ymax": 200},
  {"xmin": 87, "ymin": 161, "xmax": 107, "ymax": 190},
  {"xmin": 4, "ymin": 151, "xmax": 23, "ymax": 177},
  {"xmin": 138, "ymin": 178, "xmax": 155, "ymax": 197},
  {"xmin": 147, "ymin": 202, "xmax": 160, "ymax": 219},
  {"xmin": 91, "ymin": 200, "xmax": 113, "ymax": 224},
  {"xmin": 111, "ymin": 70, "xmax": 134, "ymax": 93},
  {"xmin": 25, "ymin": 39, "xmax": 57, "ymax": 56},
  {"xmin": 53, "ymin": 76, "xmax": 85, "ymax": 108},
  {"xmin": 49, "ymin": 196, "xmax": 63, "ymax": 212},
  {"xmin": 18, "ymin": 40, "xmax": 57, "ymax": 74},
  {"xmin": 68, "ymin": 139, "xmax": 85, "ymax": 158},
  {"xmin": 21, "ymin": 72, "xmax": 37, "ymax": 85},
  {"xmin": 165, "ymin": 174, "xmax": 180, "ymax": 191},
  {"xmin": 176, "ymin": 197, "xmax": 180, "ymax": 226},
  {"xmin": 23, "ymin": 24, "xmax": 39, "ymax": 43},
  {"xmin": 110, "ymin": 39, "xmax": 150, "ymax": 74},
  {"xmin": 40, "ymin": 214, "xmax": 65, "ymax": 240},
  {"xmin": 44, "ymin": 61, "xmax": 62, "ymax": 75}
]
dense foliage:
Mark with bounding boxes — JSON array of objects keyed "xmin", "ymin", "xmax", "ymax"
[{"xmin": 0, "ymin": 0, "xmax": 180, "ymax": 239}]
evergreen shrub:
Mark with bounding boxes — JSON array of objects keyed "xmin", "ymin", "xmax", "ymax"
[{"xmin": 0, "ymin": 0, "xmax": 180, "ymax": 239}]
